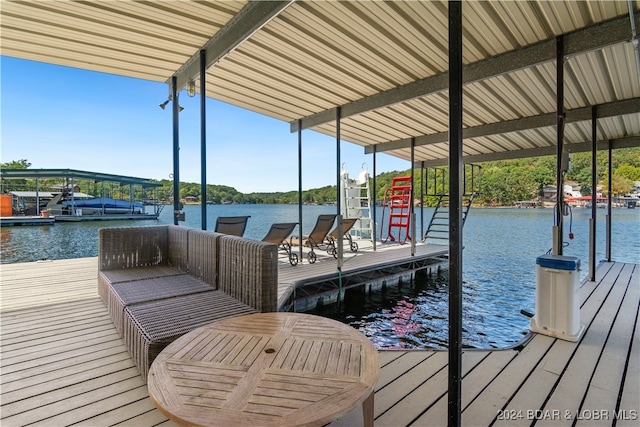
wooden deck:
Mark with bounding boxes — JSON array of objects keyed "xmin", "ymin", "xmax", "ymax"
[{"xmin": 1, "ymin": 258, "xmax": 637, "ymax": 426}]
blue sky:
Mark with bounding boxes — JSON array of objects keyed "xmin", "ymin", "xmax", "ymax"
[{"xmin": 1, "ymin": 57, "xmax": 410, "ymax": 193}]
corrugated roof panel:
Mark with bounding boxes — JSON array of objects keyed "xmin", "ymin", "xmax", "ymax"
[
  {"xmin": 463, "ymin": 81, "xmax": 524, "ymax": 125},
  {"xmin": 279, "ymin": 4, "xmax": 403, "ymax": 93},
  {"xmin": 564, "ymin": 44, "xmax": 640, "ymax": 109},
  {"xmin": 400, "ymin": 97, "xmax": 449, "ymax": 132},
  {"xmin": 229, "ymin": 40, "xmax": 361, "ymax": 108},
  {"xmin": 601, "ymin": 44, "xmax": 640, "ymax": 99},
  {"xmin": 535, "ymin": 1, "xmax": 591, "ymax": 34},
  {"xmin": 480, "ymin": 72, "xmax": 549, "ymax": 117},
  {"xmin": 372, "ymin": 105, "xmax": 442, "ymax": 137},
  {"xmin": 463, "ymin": 1, "xmax": 524, "ymax": 58},
  {"xmin": 208, "ymin": 73, "xmax": 305, "ymax": 122},
  {"xmin": 260, "ymin": 16, "xmax": 387, "ymax": 99},
  {"xmin": 330, "ymin": 1, "xmax": 445, "ymax": 82},
  {"xmin": 1, "ymin": 0, "xmax": 637, "ymax": 166},
  {"xmin": 598, "ymin": 113, "xmax": 640, "ymax": 138}
]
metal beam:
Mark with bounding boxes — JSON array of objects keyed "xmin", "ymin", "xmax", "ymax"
[
  {"xmin": 606, "ymin": 141, "xmax": 613, "ymax": 262},
  {"xmin": 292, "ymin": 13, "xmax": 638, "ymax": 133},
  {"xmin": 448, "ymin": 1, "xmax": 463, "ymax": 424},
  {"xmin": 168, "ymin": 1, "xmax": 293, "ymax": 94},
  {"xmin": 556, "ymin": 35, "xmax": 565, "ymax": 256},
  {"xmin": 171, "ymin": 76, "xmax": 180, "ymax": 226},
  {"xmin": 414, "ymin": 136, "xmax": 640, "ymax": 168},
  {"xmin": 366, "ymin": 98, "xmax": 640, "ymax": 154},
  {"xmin": 590, "ymin": 106, "xmax": 597, "ymax": 281},
  {"xmin": 200, "ymin": 49, "xmax": 207, "ymax": 231},
  {"xmin": 0, "ymin": 168, "xmax": 161, "ymax": 187}
]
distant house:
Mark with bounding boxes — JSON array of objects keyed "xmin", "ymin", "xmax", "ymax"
[
  {"xmin": 184, "ymin": 196, "xmax": 199, "ymax": 204},
  {"xmin": 543, "ymin": 185, "xmax": 557, "ymax": 201}
]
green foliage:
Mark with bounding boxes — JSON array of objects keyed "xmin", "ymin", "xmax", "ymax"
[
  {"xmin": 3, "ymin": 147, "xmax": 639, "ymax": 205},
  {"xmin": 1, "ymin": 159, "xmax": 31, "ymax": 169}
]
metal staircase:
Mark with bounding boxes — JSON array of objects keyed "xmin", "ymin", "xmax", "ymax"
[{"xmin": 422, "ymin": 164, "xmax": 482, "ymax": 244}]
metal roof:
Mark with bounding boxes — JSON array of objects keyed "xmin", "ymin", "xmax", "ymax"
[
  {"xmin": 2, "ymin": 0, "xmax": 639, "ymax": 166},
  {"xmin": 0, "ymin": 168, "xmax": 162, "ymax": 187}
]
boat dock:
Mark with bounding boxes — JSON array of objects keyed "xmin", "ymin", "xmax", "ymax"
[
  {"xmin": 1, "ymin": 256, "xmax": 637, "ymax": 426},
  {"xmin": 0, "ymin": 216, "xmax": 55, "ymax": 226},
  {"xmin": 52, "ymin": 213, "xmax": 159, "ymax": 222},
  {"xmin": 277, "ymin": 243, "xmax": 448, "ymax": 311},
  {"xmin": 0, "ymin": 214, "xmax": 159, "ymax": 226}
]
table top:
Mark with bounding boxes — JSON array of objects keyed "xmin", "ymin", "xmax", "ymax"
[{"xmin": 147, "ymin": 312, "xmax": 380, "ymax": 426}]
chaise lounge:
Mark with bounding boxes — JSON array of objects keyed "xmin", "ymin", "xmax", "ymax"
[{"xmin": 289, "ymin": 214, "xmax": 337, "ymax": 264}]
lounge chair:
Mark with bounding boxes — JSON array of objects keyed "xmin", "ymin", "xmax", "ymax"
[
  {"xmin": 325, "ymin": 217, "xmax": 359, "ymax": 257},
  {"xmin": 261, "ymin": 222, "xmax": 299, "ymax": 266},
  {"xmin": 290, "ymin": 214, "xmax": 336, "ymax": 264},
  {"xmin": 214, "ymin": 216, "xmax": 250, "ymax": 237}
]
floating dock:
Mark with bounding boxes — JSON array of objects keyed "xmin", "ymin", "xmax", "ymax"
[
  {"xmin": 52, "ymin": 213, "xmax": 159, "ymax": 222},
  {"xmin": 0, "ymin": 216, "xmax": 55, "ymax": 226},
  {"xmin": 0, "ymin": 213, "xmax": 159, "ymax": 226},
  {"xmin": 277, "ymin": 243, "xmax": 449, "ymax": 311}
]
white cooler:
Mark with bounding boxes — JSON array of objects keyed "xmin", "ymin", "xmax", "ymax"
[{"xmin": 530, "ymin": 254, "xmax": 584, "ymax": 342}]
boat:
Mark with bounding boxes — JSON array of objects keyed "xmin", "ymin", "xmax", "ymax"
[{"xmin": 46, "ymin": 193, "xmax": 146, "ymax": 216}]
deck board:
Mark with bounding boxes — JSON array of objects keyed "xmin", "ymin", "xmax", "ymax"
[{"xmin": 1, "ymin": 258, "xmax": 637, "ymax": 426}]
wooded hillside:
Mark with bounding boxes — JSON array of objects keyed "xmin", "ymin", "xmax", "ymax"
[{"xmin": 3, "ymin": 147, "xmax": 639, "ymax": 207}]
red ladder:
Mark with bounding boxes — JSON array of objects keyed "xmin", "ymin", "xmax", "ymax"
[{"xmin": 380, "ymin": 176, "xmax": 412, "ymax": 244}]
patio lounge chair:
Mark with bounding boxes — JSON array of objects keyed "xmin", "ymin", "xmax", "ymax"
[
  {"xmin": 261, "ymin": 222, "xmax": 299, "ymax": 266},
  {"xmin": 290, "ymin": 214, "xmax": 336, "ymax": 264},
  {"xmin": 325, "ymin": 217, "xmax": 359, "ymax": 257},
  {"xmin": 214, "ymin": 216, "xmax": 250, "ymax": 237}
]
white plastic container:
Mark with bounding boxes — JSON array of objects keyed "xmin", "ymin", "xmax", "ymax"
[{"xmin": 530, "ymin": 254, "xmax": 584, "ymax": 342}]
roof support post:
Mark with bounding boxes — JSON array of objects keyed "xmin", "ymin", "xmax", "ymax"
[
  {"xmin": 336, "ymin": 108, "xmax": 343, "ymax": 270},
  {"xmin": 448, "ymin": 1, "xmax": 463, "ymax": 425},
  {"xmin": 589, "ymin": 106, "xmax": 597, "ymax": 281},
  {"xmin": 606, "ymin": 141, "xmax": 613, "ymax": 262},
  {"xmin": 171, "ymin": 76, "xmax": 181, "ymax": 226},
  {"xmin": 298, "ymin": 119, "xmax": 303, "ymax": 264},
  {"xmin": 410, "ymin": 137, "xmax": 416, "ymax": 256},
  {"xmin": 372, "ymin": 145, "xmax": 377, "ymax": 251},
  {"xmin": 420, "ymin": 162, "xmax": 425, "ymax": 240},
  {"xmin": 35, "ymin": 177, "xmax": 40, "ymax": 216},
  {"xmin": 200, "ymin": 50, "xmax": 207, "ymax": 230},
  {"xmin": 554, "ymin": 35, "xmax": 565, "ymax": 255}
]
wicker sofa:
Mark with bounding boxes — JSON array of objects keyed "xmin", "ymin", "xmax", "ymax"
[{"xmin": 98, "ymin": 225, "xmax": 278, "ymax": 380}]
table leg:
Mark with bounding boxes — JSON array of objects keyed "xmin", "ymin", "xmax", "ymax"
[{"xmin": 362, "ymin": 391, "xmax": 374, "ymax": 427}]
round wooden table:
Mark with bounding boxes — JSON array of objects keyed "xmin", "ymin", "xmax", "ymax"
[{"xmin": 148, "ymin": 312, "xmax": 380, "ymax": 426}]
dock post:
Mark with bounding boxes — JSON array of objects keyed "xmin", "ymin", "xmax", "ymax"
[
  {"xmin": 448, "ymin": 2, "xmax": 463, "ymax": 425},
  {"xmin": 200, "ymin": 49, "xmax": 207, "ymax": 231}
]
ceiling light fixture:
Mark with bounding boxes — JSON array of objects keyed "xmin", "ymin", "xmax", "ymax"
[{"xmin": 187, "ymin": 79, "xmax": 196, "ymax": 97}]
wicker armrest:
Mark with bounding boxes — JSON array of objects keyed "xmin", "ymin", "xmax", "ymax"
[{"xmin": 218, "ymin": 235, "xmax": 278, "ymax": 312}]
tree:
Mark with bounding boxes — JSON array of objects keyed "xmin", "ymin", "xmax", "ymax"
[{"xmin": 1, "ymin": 159, "xmax": 31, "ymax": 169}]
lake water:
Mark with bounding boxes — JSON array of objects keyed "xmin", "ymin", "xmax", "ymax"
[{"xmin": 2, "ymin": 205, "xmax": 638, "ymax": 349}]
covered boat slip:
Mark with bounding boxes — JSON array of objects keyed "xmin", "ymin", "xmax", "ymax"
[
  {"xmin": 0, "ymin": 258, "xmax": 637, "ymax": 426},
  {"xmin": 0, "ymin": 169, "xmax": 163, "ymax": 222},
  {"xmin": 2, "ymin": 1, "xmax": 640, "ymax": 424}
]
